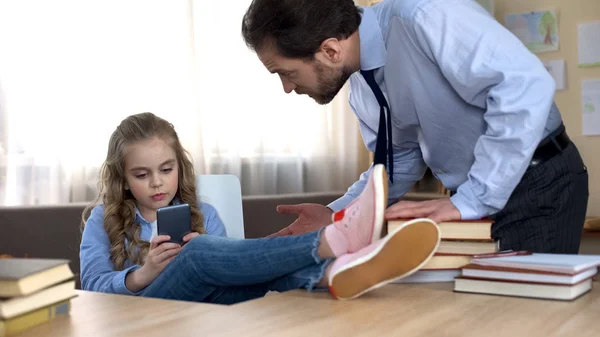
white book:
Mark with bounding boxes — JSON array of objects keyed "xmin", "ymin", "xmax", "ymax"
[
  {"xmin": 471, "ymin": 253, "xmax": 600, "ymax": 274},
  {"xmin": 454, "ymin": 278, "xmax": 593, "ymax": 301}
]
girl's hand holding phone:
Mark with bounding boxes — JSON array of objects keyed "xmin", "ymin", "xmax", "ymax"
[
  {"xmin": 182, "ymin": 232, "xmax": 200, "ymax": 243},
  {"xmin": 125, "ymin": 235, "xmax": 182, "ymax": 292}
]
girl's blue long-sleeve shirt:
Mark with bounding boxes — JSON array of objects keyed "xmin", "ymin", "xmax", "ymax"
[{"xmin": 79, "ymin": 202, "xmax": 227, "ymax": 295}]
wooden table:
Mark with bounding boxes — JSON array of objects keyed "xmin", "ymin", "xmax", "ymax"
[
  {"xmin": 17, "ymin": 283, "xmax": 600, "ymax": 337},
  {"xmin": 19, "ymin": 290, "xmax": 222, "ymax": 337}
]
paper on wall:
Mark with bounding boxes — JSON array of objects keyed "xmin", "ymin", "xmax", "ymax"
[
  {"xmin": 578, "ymin": 22, "xmax": 600, "ymax": 68},
  {"xmin": 582, "ymin": 79, "xmax": 600, "ymax": 136}
]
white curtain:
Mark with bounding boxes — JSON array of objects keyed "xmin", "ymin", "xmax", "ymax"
[{"xmin": 0, "ymin": 0, "xmax": 363, "ymax": 206}]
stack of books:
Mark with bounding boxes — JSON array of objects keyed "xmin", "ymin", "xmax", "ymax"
[
  {"xmin": 0, "ymin": 258, "xmax": 76, "ymax": 336},
  {"xmin": 388, "ymin": 218, "xmax": 498, "ymax": 283},
  {"xmin": 454, "ymin": 253, "xmax": 600, "ymax": 300}
]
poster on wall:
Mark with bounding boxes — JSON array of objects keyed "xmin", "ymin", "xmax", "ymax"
[
  {"xmin": 474, "ymin": 0, "xmax": 494, "ymax": 16},
  {"xmin": 505, "ymin": 10, "xmax": 559, "ymax": 53},
  {"xmin": 581, "ymin": 80, "xmax": 600, "ymax": 136},
  {"xmin": 578, "ymin": 22, "xmax": 600, "ymax": 68}
]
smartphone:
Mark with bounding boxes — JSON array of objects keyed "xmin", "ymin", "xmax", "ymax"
[{"xmin": 156, "ymin": 204, "xmax": 192, "ymax": 245}]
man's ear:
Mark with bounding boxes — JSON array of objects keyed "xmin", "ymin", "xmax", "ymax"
[{"xmin": 317, "ymin": 38, "xmax": 343, "ymax": 64}]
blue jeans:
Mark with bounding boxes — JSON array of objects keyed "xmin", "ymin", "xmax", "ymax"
[{"xmin": 140, "ymin": 230, "xmax": 332, "ymax": 304}]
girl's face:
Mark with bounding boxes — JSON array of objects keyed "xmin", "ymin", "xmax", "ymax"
[{"xmin": 123, "ymin": 136, "xmax": 179, "ymax": 222}]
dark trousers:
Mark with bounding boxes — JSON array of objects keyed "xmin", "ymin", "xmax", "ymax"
[{"xmin": 489, "ymin": 131, "xmax": 589, "ymax": 254}]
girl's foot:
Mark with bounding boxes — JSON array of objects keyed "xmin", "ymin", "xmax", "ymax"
[
  {"xmin": 324, "ymin": 164, "xmax": 388, "ymax": 256},
  {"xmin": 328, "ymin": 218, "xmax": 440, "ymax": 300}
]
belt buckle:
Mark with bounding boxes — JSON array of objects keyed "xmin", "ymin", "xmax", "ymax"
[{"xmin": 530, "ymin": 158, "xmax": 541, "ymax": 167}]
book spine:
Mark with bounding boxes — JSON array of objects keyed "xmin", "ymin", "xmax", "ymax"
[{"xmin": 387, "ymin": 224, "xmax": 492, "ymax": 240}]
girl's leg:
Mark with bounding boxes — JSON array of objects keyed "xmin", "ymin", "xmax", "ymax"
[
  {"xmin": 141, "ymin": 231, "xmax": 330, "ymax": 302},
  {"xmin": 206, "ymin": 262, "xmax": 332, "ymax": 305},
  {"xmin": 207, "ymin": 212, "xmax": 444, "ymax": 303}
]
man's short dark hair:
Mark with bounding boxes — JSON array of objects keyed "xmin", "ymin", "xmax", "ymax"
[{"xmin": 242, "ymin": 0, "xmax": 361, "ymax": 59}]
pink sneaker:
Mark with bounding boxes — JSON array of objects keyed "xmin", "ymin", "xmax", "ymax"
[
  {"xmin": 324, "ymin": 164, "xmax": 388, "ymax": 256},
  {"xmin": 328, "ymin": 218, "xmax": 440, "ymax": 300}
]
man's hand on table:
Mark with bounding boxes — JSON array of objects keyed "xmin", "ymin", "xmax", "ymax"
[{"xmin": 384, "ymin": 197, "xmax": 461, "ymax": 223}]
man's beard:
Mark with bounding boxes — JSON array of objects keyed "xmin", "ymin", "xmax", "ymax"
[{"xmin": 310, "ymin": 61, "xmax": 353, "ymax": 105}]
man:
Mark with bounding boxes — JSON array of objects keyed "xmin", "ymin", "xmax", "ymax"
[{"xmin": 241, "ymin": 0, "xmax": 589, "ymax": 253}]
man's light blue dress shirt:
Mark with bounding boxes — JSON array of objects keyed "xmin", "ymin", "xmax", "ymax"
[{"xmin": 328, "ymin": 0, "xmax": 561, "ymax": 219}]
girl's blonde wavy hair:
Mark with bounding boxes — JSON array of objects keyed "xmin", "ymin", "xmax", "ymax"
[{"xmin": 82, "ymin": 112, "xmax": 205, "ymax": 270}]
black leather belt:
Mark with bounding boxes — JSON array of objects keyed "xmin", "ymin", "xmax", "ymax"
[{"xmin": 529, "ymin": 125, "xmax": 570, "ymax": 167}]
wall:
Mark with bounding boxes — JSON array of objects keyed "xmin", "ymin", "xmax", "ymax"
[{"xmin": 494, "ymin": 0, "xmax": 600, "ymax": 216}]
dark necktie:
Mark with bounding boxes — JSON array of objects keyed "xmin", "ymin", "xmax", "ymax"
[{"xmin": 360, "ymin": 69, "xmax": 393, "ymax": 183}]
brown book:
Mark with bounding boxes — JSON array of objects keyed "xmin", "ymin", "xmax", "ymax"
[
  {"xmin": 0, "ymin": 259, "xmax": 73, "ymax": 297},
  {"xmin": 454, "ymin": 276, "xmax": 593, "ymax": 301},
  {"xmin": 422, "ymin": 254, "xmax": 472, "ymax": 270},
  {"xmin": 388, "ymin": 218, "xmax": 493, "ymax": 240},
  {"xmin": 437, "ymin": 240, "xmax": 498, "ymax": 255}
]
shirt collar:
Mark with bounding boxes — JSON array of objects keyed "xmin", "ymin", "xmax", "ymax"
[
  {"xmin": 134, "ymin": 207, "xmax": 151, "ymax": 224},
  {"xmin": 358, "ymin": 6, "xmax": 387, "ymax": 71}
]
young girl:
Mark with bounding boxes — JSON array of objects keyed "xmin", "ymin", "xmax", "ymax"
[{"xmin": 80, "ymin": 112, "xmax": 440, "ymax": 304}]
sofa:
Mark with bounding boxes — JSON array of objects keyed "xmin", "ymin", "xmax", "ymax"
[{"xmin": 1, "ymin": 191, "xmax": 598, "ymax": 289}]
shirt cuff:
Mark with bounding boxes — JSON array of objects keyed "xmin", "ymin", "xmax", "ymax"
[
  {"xmin": 327, "ymin": 194, "xmax": 356, "ymax": 212},
  {"xmin": 112, "ymin": 265, "xmax": 143, "ymax": 296},
  {"xmin": 450, "ymin": 182, "xmax": 497, "ymax": 220}
]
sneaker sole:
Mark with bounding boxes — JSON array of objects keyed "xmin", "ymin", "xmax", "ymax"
[
  {"xmin": 330, "ymin": 218, "xmax": 440, "ymax": 300},
  {"xmin": 370, "ymin": 164, "xmax": 388, "ymax": 244}
]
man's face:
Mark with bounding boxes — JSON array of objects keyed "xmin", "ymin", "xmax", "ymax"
[{"xmin": 257, "ymin": 44, "xmax": 352, "ymax": 105}]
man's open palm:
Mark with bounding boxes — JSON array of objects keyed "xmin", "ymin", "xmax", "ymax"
[{"xmin": 267, "ymin": 203, "xmax": 333, "ymax": 237}]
